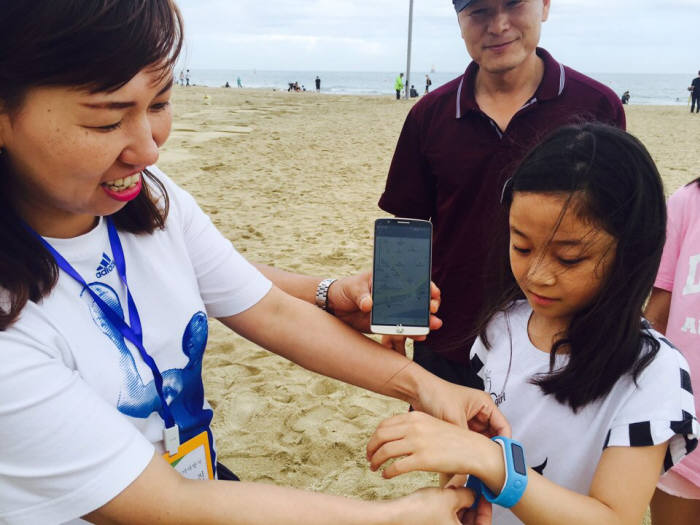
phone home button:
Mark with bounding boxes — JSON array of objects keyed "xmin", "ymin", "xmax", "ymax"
[{"xmin": 396, "ymin": 324, "xmax": 404, "ymax": 334}]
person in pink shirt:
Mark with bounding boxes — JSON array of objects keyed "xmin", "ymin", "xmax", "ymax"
[{"xmin": 645, "ymin": 177, "xmax": 700, "ymax": 524}]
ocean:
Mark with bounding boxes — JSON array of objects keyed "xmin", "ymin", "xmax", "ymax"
[{"xmin": 183, "ymin": 69, "xmax": 693, "ymax": 106}]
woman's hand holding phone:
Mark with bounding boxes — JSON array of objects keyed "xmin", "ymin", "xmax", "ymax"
[{"xmin": 327, "ymin": 272, "xmax": 442, "ymax": 337}]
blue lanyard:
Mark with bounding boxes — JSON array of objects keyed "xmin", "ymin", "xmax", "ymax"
[{"xmin": 29, "ymin": 217, "xmax": 176, "ymax": 430}]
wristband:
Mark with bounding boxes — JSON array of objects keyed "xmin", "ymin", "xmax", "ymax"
[
  {"xmin": 482, "ymin": 436, "xmax": 528, "ymax": 508},
  {"xmin": 464, "ymin": 436, "xmax": 528, "ymax": 509},
  {"xmin": 315, "ymin": 278, "xmax": 336, "ymax": 311}
]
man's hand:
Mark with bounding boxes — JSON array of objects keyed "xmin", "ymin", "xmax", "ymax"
[{"xmin": 327, "ymin": 271, "xmax": 442, "ymax": 338}]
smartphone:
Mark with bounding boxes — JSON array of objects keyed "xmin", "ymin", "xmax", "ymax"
[{"xmin": 371, "ymin": 218, "xmax": 432, "ymax": 336}]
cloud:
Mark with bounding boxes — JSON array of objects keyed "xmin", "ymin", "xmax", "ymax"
[{"xmin": 176, "ymin": 0, "xmax": 699, "ymax": 73}]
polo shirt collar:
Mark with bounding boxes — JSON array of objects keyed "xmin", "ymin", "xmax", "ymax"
[{"xmin": 456, "ymin": 47, "xmax": 566, "ymax": 119}]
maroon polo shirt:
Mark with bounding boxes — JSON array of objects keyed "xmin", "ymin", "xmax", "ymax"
[{"xmin": 378, "ymin": 48, "xmax": 625, "ymax": 364}]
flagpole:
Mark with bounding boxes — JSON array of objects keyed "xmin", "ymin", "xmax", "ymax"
[{"xmin": 405, "ymin": 0, "xmax": 414, "ymax": 99}]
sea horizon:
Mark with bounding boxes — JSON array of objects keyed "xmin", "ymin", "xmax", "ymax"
[{"xmin": 180, "ymin": 69, "xmax": 694, "ymax": 106}]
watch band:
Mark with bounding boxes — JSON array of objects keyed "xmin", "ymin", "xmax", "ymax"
[
  {"xmin": 315, "ymin": 278, "xmax": 337, "ymax": 311},
  {"xmin": 463, "ymin": 436, "xmax": 528, "ymax": 509},
  {"xmin": 482, "ymin": 436, "xmax": 528, "ymax": 508}
]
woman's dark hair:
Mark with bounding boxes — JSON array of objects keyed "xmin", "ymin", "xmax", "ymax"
[
  {"xmin": 0, "ymin": 0, "xmax": 184, "ymax": 330},
  {"xmin": 687, "ymin": 177, "xmax": 700, "ymax": 188},
  {"xmin": 478, "ymin": 123, "xmax": 667, "ymax": 412}
]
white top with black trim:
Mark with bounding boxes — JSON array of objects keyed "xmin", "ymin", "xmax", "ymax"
[{"xmin": 470, "ymin": 301, "xmax": 698, "ymax": 525}]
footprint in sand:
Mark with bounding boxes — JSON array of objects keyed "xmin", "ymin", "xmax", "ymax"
[{"xmin": 310, "ymin": 378, "xmax": 340, "ymax": 396}]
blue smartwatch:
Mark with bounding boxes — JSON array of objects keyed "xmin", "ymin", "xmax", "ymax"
[{"xmin": 465, "ymin": 436, "xmax": 528, "ymax": 509}]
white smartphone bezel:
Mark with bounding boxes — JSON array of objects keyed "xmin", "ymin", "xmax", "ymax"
[
  {"xmin": 370, "ymin": 218, "xmax": 432, "ymax": 337},
  {"xmin": 370, "ymin": 324, "xmax": 430, "ymax": 336}
]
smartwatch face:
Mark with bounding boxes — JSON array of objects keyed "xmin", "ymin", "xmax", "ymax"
[{"xmin": 511, "ymin": 443, "xmax": 527, "ymax": 476}]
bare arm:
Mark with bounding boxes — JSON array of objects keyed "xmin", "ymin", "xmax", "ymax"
[
  {"xmin": 84, "ymin": 452, "xmax": 475, "ymax": 525},
  {"xmin": 253, "ymin": 263, "xmax": 321, "ymax": 305},
  {"xmin": 219, "ymin": 285, "xmax": 425, "ymax": 401},
  {"xmin": 218, "ymin": 286, "xmax": 509, "ymax": 434},
  {"xmin": 368, "ymin": 413, "xmax": 666, "ymax": 525},
  {"xmin": 252, "ymin": 263, "xmax": 442, "ymax": 336},
  {"xmin": 644, "ymin": 287, "xmax": 672, "ymax": 334},
  {"xmin": 509, "ymin": 445, "xmax": 666, "ymax": 525}
]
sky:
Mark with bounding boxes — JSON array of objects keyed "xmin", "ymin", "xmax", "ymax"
[{"xmin": 177, "ymin": 0, "xmax": 700, "ymax": 75}]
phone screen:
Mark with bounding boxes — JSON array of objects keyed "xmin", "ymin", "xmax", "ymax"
[{"xmin": 371, "ymin": 219, "xmax": 432, "ymax": 328}]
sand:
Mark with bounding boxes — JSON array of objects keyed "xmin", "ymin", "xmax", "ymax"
[{"xmin": 157, "ymin": 86, "xmax": 700, "ymax": 511}]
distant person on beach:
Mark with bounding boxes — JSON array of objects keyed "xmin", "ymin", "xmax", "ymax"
[
  {"xmin": 689, "ymin": 70, "xmax": 700, "ymax": 113},
  {"xmin": 237, "ymin": 76, "xmax": 243, "ymax": 88},
  {"xmin": 410, "ymin": 85, "xmax": 419, "ymax": 98},
  {"xmin": 179, "ymin": 69, "xmax": 184, "ymax": 86},
  {"xmin": 224, "ymin": 81, "xmax": 230, "ymax": 88},
  {"xmin": 395, "ymin": 72, "xmax": 404, "ymax": 100},
  {"xmin": 0, "ymin": 1, "xmax": 507, "ymax": 523},
  {"xmin": 315, "ymin": 75, "xmax": 321, "ymax": 92},
  {"xmin": 185, "ymin": 68, "xmax": 190, "ymax": 86},
  {"xmin": 621, "ymin": 90, "xmax": 630, "ymax": 104},
  {"xmin": 645, "ymin": 176, "xmax": 700, "ymax": 525},
  {"xmin": 425, "ymin": 74, "xmax": 432, "ymax": 94},
  {"xmin": 379, "ymin": 0, "xmax": 625, "ymax": 391}
]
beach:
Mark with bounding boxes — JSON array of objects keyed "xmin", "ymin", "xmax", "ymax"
[{"xmin": 158, "ymin": 87, "xmax": 700, "ymax": 506}]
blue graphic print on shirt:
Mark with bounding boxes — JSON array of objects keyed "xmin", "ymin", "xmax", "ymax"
[{"xmin": 81, "ymin": 282, "xmax": 215, "ymax": 462}]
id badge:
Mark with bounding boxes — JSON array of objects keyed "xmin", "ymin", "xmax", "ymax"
[{"xmin": 163, "ymin": 430, "xmax": 214, "ymax": 480}]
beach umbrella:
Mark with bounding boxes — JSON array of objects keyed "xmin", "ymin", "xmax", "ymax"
[{"xmin": 404, "ymin": 0, "xmax": 414, "ymax": 99}]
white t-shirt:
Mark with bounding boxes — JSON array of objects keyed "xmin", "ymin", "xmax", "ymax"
[
  {"xmin": 0, "ymin": 168, "xmax": 271, "ymax": 525},
  {"xmin": 470, "ymin": 301, "xmax": 698, "ymax": 525}
]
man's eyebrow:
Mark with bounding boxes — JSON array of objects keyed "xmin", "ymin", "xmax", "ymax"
[{"xmin": 80, "ymin": 77, "xmax": 173, "ymax": 110}]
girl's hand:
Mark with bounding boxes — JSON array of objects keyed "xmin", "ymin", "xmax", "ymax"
[
  {"xmin": 387, "ymin": 485, "xmax": 477, "ymax": 525},
  {"xmin": 367, "ymin": 411, "xmax": 496, "ymax": 478}
]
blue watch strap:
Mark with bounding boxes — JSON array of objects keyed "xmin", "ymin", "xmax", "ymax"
[
  {"xmin": 481, "ymin": 436, "xmax": 528, "ymax": 508},
  {"xmin": 465, "ymin": 474, "xmax": 483, "ymax": 510}
]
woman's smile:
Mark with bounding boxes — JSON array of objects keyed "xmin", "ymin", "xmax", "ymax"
[{"xmin": 101, "ymin": 172, "xmax": 143, "ymax": 202}]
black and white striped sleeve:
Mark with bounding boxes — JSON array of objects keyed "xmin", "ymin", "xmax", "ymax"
[{"xmin": 603, "ymin": 337, "xmax": 699, "ymax": 472}]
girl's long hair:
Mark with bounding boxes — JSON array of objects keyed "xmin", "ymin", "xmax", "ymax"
[
  {"xmin": 477, "ymin": 123, "xmax": 667, "ymax": 412},
  {"xmin": 0, "ymin": 0, "xmax": 184, "ymax": 330}
]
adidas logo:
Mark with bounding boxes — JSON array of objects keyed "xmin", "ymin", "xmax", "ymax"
[{"xmin": 96, "ymin": 252, "xmax": 116, "ymax": 278}]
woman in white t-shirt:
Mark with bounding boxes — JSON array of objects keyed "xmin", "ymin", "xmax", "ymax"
[
  {"xmin": 367, "ymin": 124, "xmax": 699, "ymax": 524},
  {"xmin": 0, "ymin": 2, "xmax": 508, "ymax": 524}
]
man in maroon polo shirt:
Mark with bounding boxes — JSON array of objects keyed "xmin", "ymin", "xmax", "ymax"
[{"xmin": 378, "ymin": 0, "xmax": 625, "ymax": 387}]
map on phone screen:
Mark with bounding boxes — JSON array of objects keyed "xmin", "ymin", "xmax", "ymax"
[{"xmin": 373, "ymin": 235, "xmax": 430, "ymax": 326}]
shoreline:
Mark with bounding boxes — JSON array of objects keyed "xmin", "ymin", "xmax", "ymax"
[{"xmin": 178, "ymin": 84, "xmax": 693, "ymax": 105}]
